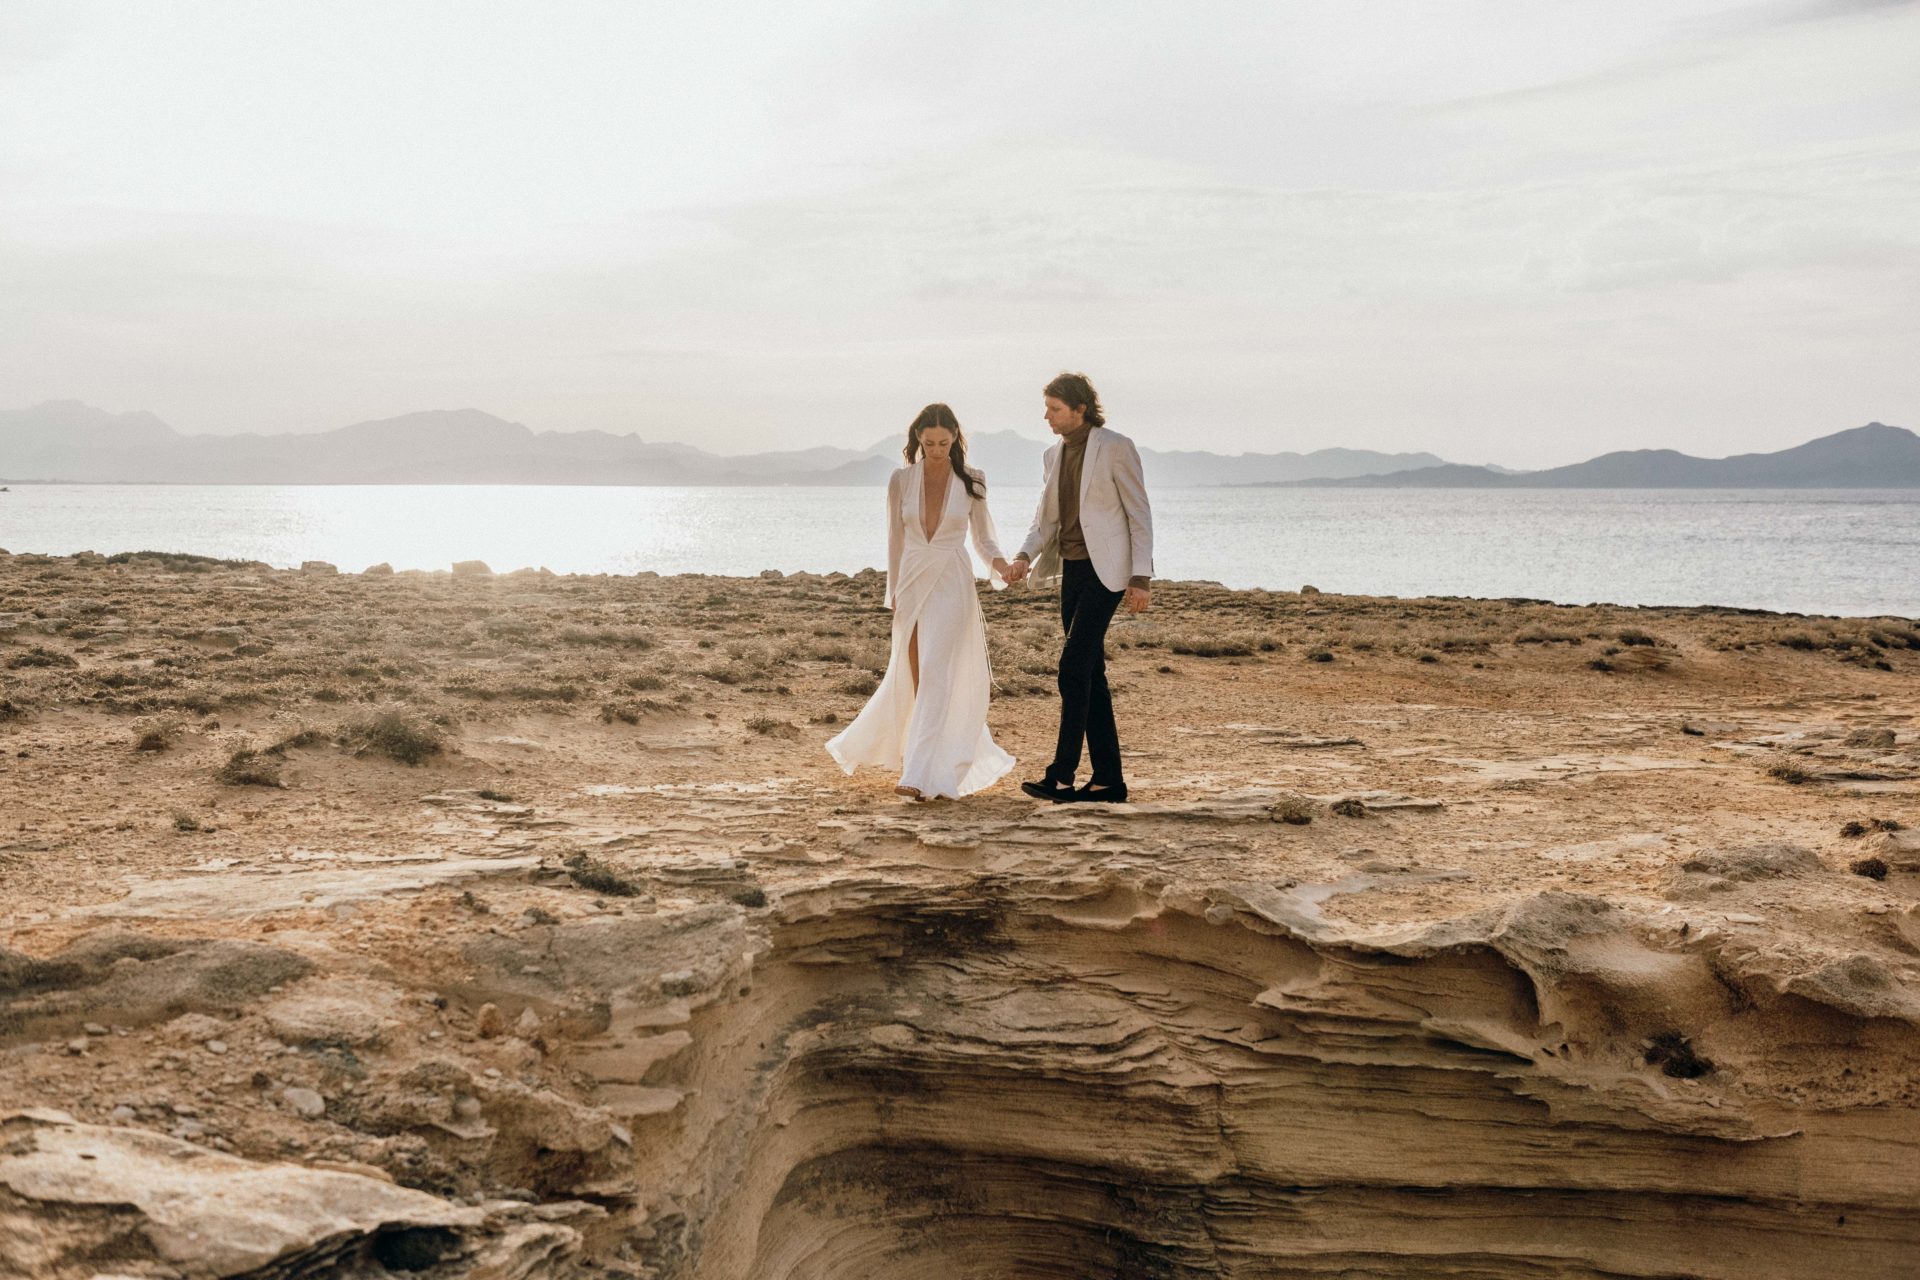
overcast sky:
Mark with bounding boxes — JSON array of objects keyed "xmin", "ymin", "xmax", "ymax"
[{"xmin": 2, "ymin": 1, "xmax": 1916, "ymax": 466}]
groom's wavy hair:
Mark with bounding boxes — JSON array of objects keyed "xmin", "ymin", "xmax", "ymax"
[
  {"xmin": 1043, "ymin": 371, "xmax": 1105, "ymax": 429},
  {"xmin": 904, "ymin": 403, "xmax": 985, "ymax": 499}
]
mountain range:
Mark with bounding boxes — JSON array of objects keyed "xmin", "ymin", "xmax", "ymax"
[
  {"xmin": 0, "ymin": 402, "xmax": 1450, "ymax": 487},
  {"xmin": 1274, "ymin": 423, "xmax": 1920, "ymax": 488}
]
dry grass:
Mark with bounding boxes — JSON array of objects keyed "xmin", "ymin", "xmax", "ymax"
[
  {"xmin": 214, "ymin": 748, "xmax": 282, "ymax": 788},
  {"xmin": 341, "ymin": 711, "xmax": 444, "ymax": 765}
]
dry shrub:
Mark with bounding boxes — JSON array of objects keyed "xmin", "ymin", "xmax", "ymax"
[
  {"xmin": 1766, "ymin": 759, "xmax": 1812, "ymax": 785},
  {"xmin": 342, "ymin": 711, "xmax": 444, "ymax": 765},
  {"xmin": 215, "ymin": 748, "xmax": 282, "ymax": 787},
  {"xmin": 746, "ymin": 716, "xmax": 799, "ymax": 739},
  {"xmin": 563, "ymin": 849, "xmax": 644, "ymax": 897},
  {"xmin": 132, "ymin": 717, "xmax": 181, "ymax": 752},
  {"xmin": 1269, "ymin": 794, "xmax": 1315, "ymax": 825}
]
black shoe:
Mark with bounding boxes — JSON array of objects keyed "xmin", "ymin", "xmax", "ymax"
[
  {"xmin": 1070, "ymin": 782, "xmax": 1129, "ymax": 804},
  {"xmin": 1020, "ymin": 778, "xmax": 1076, "ymax": 803}
]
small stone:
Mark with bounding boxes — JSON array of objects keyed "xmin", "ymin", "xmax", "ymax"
[
  {"xmin": 477, "ymin": 1003, "xmax": 506, "ymax": 1038},
  {"xmin": 172, "ymin": 1102, "xmax": 198, "ymax": 1116},
  {"xmin": 282, "ymin": 1086, "xmax": 326, "ymax": 1119},
  {"xmin": 109, "ymin": 1105, "xmax": 136, "ymax": 1123},
  {"xmin": 84, "ymin": 1023, "xmax": 110, "ymax": 1037},
  {"xmin": 206, "ymin": 1040, "xmax": 229, "ymax": 1055},
  {"xmin": 67, "ymin": 1039, "xmax": 89, "ymax": 1055},
  {"xmin": 453, "ymin": 1094, "xmax": 483, "ymax": 1120},
  {"xmin": 514, "ymin": 1007, "xmax": 541, "ymax": 1036},
  {"xmin": 483, "ymin": 1068, "xmax": 502, "ymax": 1079}
]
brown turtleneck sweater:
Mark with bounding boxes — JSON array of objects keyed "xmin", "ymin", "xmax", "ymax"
[{"xmin": 1018, "ymin": 425, "xmax": 1150, "ymax": 590}]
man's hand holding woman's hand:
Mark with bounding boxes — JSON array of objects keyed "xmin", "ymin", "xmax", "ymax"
[{"xmin": 1001, "ymin": 558, "xmax": 1030, "ymax": 585}]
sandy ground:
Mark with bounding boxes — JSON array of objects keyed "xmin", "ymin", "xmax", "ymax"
[{"xmin": 3, "ymin": 550, "xmax": 1914, "ymax": 933}]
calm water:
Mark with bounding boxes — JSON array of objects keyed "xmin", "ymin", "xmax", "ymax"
[{"xmin": 2, "ymin": 484, "xmax": 1916, "ymax": 617}]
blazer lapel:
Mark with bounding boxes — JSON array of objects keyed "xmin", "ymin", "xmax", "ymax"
[{"xmin": 1079, "ymin": 429, "xmax": 1103, "ymax": 506}]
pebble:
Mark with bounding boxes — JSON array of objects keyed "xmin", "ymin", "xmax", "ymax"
[
  {"xmin": 282, "ymin": 1087, "xmax": 326, "ymax": 1119},
  {"xmin": 83, "ymin": 1023, "xmax": 109, "ymax": 1037},
  {"xmin": 66, "ymin": 1039, "xmax": 89, "ymax": 1056},
  {"xmin": 206, "ymin": 1040, "xmax": 229, "ymax": 1055},
  {"xmin": 477, "ymin": 1003, "xmax": 506, "ymax": 1038},
  {"xmin": 109, "ymin": 1105, "xmax": 136, "ymax": 1123}
]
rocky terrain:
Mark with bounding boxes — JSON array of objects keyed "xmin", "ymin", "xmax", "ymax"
[{"xmin": 2, "ymin": 549, "xmax": 1917, "ymax": 1278}]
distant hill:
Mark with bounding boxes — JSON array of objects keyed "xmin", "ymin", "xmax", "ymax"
[
  {"xmin": 1276, "ymin": 424, "xmax": 1920, "ymax": 488},
  {"xmin": 0, "ymin": 401, "xmax": 1457, "ymax": 487}
]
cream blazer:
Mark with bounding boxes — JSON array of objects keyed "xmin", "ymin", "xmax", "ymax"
[{"xmin": 1015, "ymin": 427, "xmax": 1155, "ymax": 592}]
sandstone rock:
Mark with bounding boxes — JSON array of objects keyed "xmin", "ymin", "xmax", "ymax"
[
  {"xmin": 261, "ymin": 976, "xmax": 412, "ymax": 1049},
  {"xmin": 1779, "ymin": 954, "xmax": 1920, "ymax": 1023},
  {"xmin": 1664, "ymin": 842, "xmax": 1826, "ymax": 899},
  {"xmin": 282, "ymin": 1086, "xmax": 327, "ymax": 1119},
  {"xmin": 0, "ymin": 1109, "xmax": 588, "ymax": 1278},
  {"xmin": 1, "ymin": 932, "xmax": 311, "ymax": 1040},
  {"xmin": 452, "ymin": 560, "xmax": 493, "ymax": 578},
  {"xmin": 1845, "ymin": 727, "xmax": 1897, "ymax": 749},
  {"xmin": 299, "ymin": 560, "xmax": 337, "ymax": 574},
  {"xmin": 362, "ymin": 561, "xmax": 395, "ymax": 576}
]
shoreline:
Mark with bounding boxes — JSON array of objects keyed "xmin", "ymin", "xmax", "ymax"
[{"xmin": 0, "ymin": 546, "xmax": 1913, "ymax": 622}]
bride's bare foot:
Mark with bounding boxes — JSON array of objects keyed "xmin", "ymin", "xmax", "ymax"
[{"xmin": 894, "ymin": 784, "xmax": 923, "ymax": 800}]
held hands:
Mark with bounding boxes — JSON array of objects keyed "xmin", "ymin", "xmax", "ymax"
[
  {"xmin": 1001, "ymin": 558, "xmax": 1030, "ymax": 585},
  {"xmin": 1123, "ymin": 586, "xmax": 1151, "ymax": 614}
]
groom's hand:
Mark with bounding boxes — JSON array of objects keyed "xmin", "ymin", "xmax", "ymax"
[
  {"xmin": 1123, "ymin": 586, "xmax": 1151, "ymax": 614},
  {"xmin": 1003, "ymin": 559, "xmax": 1030, "ymax": 584}
]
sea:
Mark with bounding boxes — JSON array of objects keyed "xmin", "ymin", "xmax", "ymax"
[{"xmin": 2, "ymin": 484, "xmax": 1917, "ymax": 618}]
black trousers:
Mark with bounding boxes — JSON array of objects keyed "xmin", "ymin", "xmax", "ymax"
[{"xmin": 1049, "ymin": 557, "xmax": 1125, "ymax": 786}]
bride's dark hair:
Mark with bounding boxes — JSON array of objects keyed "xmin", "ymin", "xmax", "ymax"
[{"xmin": 903, "ymin": 403, "xmax": 984, "ymax": 499}]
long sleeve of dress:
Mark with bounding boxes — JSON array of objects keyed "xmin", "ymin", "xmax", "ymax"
[
  {"xmin": 966, "ymin": 471, "xmax": 1009, "ymax": 591},
  {"xmin": 884, "ymin": 467, "xmax": 907, "ymax": 610}
]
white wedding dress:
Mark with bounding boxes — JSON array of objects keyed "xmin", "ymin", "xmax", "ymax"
[{"xmin": 826, "ymin": 461, "xmax": 1016, "ymax": 798}]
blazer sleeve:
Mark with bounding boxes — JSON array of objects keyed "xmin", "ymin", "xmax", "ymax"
[
  {"xmin": 1016, "ymin": 448, "xmax": 1058, "ymax": 562},
  {"xmin": 965, "ymin": 472, "xmax": 1009, "ymax": 590},
  {"xmin": 1113, "ymin": 436, "xmax": 1154, "ymax": 582},
  {"xmin": 884, "ymin": 468, "xmax": 907, "ymax": 610}
]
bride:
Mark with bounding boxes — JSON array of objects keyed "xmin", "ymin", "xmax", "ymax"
[{"xmin": 826, "ymin": 404, "xmax": 1017, "ymax": 799}]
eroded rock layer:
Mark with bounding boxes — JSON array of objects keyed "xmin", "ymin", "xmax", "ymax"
[{"xmin": 607, "ymin": 873, "xmax": 1919, "ymax": 1279}]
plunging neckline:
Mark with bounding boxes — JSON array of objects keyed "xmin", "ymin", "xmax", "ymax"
[{"xmin": 920, "ymin": 464, "xmax": 953, "ymax": 540}]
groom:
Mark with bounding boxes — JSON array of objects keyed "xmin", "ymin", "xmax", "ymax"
[{"xmin": 1004, "ymin": 372, "xmax": 1154, "ymax": 804}]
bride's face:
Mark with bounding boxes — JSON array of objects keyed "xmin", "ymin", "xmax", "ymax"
[{"xmin": 918, "ymin": 427, "xmax": 955, "ymax": 464}]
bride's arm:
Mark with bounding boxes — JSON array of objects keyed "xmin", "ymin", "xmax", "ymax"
[
  {"xmin": 966, "ymin": 472, "xmax": 1011, "ymax": 589},
  {"xmin": 885, "ymin": 469, "xmax": 906, "ymax": 610}
]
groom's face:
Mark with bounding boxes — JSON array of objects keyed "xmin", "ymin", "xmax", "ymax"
[{"xmin": 1043, "ymin": 395, "xmax": 1085, "ymax": 435}]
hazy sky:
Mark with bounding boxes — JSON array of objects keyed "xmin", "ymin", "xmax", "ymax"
[{"xmin": 2, "ymin": 1, "xmax": 1916, "ymax": 466}]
